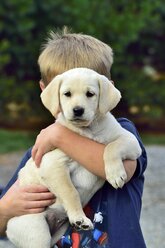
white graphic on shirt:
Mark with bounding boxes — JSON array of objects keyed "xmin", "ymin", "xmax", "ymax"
[{"xmin": 93, "ymin": 212, "xmax": 103, "ymax": 224}]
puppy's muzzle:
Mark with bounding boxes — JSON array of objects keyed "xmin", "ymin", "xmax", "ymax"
[{"xmin": 73, "ymin": 106, "xmax": 84, "ymax": 117}]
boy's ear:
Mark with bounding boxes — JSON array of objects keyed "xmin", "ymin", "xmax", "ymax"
[
  {"xmin": 40, "ymin": 75, "xmax": 62, "ymax": 117},
  {"xmin": 39, "ymin": 80, "xmax": 46, "ymax": 91},
  {"xmin": 98, "ymin": 75, "xmax": 121, "ymax": 115}
]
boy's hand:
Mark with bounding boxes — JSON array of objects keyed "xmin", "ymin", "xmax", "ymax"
[
  {"xmin": 32, "ymin": 123, "xmax": 63, "ymax": 167},
  {"xmin": 32, "ymin": 124, "xmax": 56, "ymax": 166},
  {"xmin": 0, "ymin": 180, "xmax": 55, "ymax": 218}
]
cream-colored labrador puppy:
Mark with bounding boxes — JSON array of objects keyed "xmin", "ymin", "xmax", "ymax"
[{"xmin": 6, "ymin": 68, "xmax": 141, "ymax": 248}]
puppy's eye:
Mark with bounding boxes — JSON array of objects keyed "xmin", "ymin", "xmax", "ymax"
[
  {"xmin": 64, "ymin": 91, "xmax": 71, "ymax": 97},
  {"xmin": 86, "ymin": 91, "xmax": 95, "ymax": 97}
]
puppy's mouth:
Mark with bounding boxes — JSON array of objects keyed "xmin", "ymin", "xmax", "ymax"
[{"xmin": 69, "ymin": 118, "xmax": 91, "ymax": 127}]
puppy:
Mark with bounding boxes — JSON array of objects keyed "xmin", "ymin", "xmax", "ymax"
[{"xmin": 6, "ymin": 68, "xmax": 141, "ymax": 248}]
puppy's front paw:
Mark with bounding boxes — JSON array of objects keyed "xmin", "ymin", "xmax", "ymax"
[
  {"xmin": 105, "ymin": 163, "xmax": 127, "ymax": 189},
  {"xmin": 70, "ymin": 215, "xmax": 93, "ymax": 230}
]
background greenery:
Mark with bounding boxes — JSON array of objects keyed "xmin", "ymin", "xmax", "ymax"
[
  {"xmin": 0, "ymin": 129, "xmax": 36, "ymax": 153},
  {"xmin": 0, "ymin": 0, "xmax": 165, "ymax": 132},
  {"xmin": 0, "ymin": 129, "xmax": 165, "ymax": 154}
]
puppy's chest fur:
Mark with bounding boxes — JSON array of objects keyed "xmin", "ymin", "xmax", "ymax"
[
  {"xmin": 57, "ymin": 112, "xmax": 122, "ymax": 145},
  {"xmin": 56, "ymin": 112, "xmax": 122, "ymax": 191}
]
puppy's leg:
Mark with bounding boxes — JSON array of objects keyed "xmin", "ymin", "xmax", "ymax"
[
  {"xmin": 7, "ymin": 213, "xmax": 51, "ymax": 248},
  {"xmin": 104, "ymin": 148, "xmax": 126, "ymax": 189},
  {"xmin": 104, "ymin": 135, "xmax": 141, "ymax": 189},
  {"xmin": 71, "ymin": 166, "xmax": 104, "ymax": 207},
  {"xmin": 39, "ymin": 150, "xmax": 93, "ymax": 230},
  {"xmin": 6, "ymin": 160, "xmax": 51, "ymax": 248}
]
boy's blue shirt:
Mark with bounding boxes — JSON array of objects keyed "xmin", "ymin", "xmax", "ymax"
[{"xmin": 0, "ymin": 118, "xmax": 147, "ymax": 248}]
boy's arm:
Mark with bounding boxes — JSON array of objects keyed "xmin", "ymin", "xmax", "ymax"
[{"xmin": 32, "ymin": 122, "xmax": 139, "ymax": 182}]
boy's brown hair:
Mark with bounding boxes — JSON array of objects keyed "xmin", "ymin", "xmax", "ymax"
[{"xmin": 38, "ymin": 27, "xmax": 113, "ymax": 85}]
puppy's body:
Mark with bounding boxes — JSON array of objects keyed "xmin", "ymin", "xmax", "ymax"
[{"xmin": 7, "ymin": 68, "xmax": 141, "ymax": 248}]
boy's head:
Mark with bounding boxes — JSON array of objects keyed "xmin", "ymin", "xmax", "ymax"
[{"xmin": 38, "ymin": 27, "xmax": 113, "ymax": 86}]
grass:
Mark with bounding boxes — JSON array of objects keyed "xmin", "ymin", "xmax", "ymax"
[
  {"xmin": 0, "ymin": 129, "xmax": 37, "ymax": 154},
  {"xmin": 141, "ymin": 133, "xmax": 165, "ymax": 145},
  {"xmin": 0, "ymin": 129, "xmax": 165, "ymax": 154}
]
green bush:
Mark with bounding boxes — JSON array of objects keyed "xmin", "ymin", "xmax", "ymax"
[{"xmin": 0, "ymin": 0, "xmax": 165, "ymax": 129}]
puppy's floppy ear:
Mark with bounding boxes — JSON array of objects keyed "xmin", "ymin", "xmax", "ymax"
[
  {"xmin": 40, "ymin": 75, "xmax": 62, "ymax": 117},
  {"xmin": 98, "ymin": 75, "xmax": 121, "ymax": 115}
]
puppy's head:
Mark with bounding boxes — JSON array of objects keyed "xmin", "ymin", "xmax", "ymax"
[{"xmin": 41, "ymin": 68, "xmax": 121, "ymax": 126}]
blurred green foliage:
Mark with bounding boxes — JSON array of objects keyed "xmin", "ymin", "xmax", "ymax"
[
  {"xmin": 1, "ymin": 128, "xmax": 165, "ymax": 154},
  {"xmin": 0, "ymin": 0, "xmax": 165, "ymax": 130},
  {"xmin": 0, "ymin": 129, "xmax": 36, "ymax": 153}
]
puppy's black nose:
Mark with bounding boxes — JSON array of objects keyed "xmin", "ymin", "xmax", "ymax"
[{"xmin": 73, "ymin": 106, "xmax": 84, "ymax": 117}]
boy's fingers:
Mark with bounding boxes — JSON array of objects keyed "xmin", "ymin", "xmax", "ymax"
[
  {"xmin": 22, "ymin": 184, "xmax": 50, "ymax": 193},
  {"xmin": 32, "ymin": 146, "xmax": 44, "ymax": 167},
  {"xmin": 24, "ymin": 192, "xmax": 55, "ymax": 201},
  {"xmin": 31, "ymin": 145, "xmax": 38, "ymax": 161},
  {"xmin": 34, "ymin": 150, "xmax": 43, "ymax": 167},
  {"xmin": 25, "ymin": 199, "xmax": 55, "ymax": 209}
]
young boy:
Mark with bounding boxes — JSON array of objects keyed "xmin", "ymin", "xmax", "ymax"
[{"xmin": 0, "ymin": 28, "xmax": 147, "ymax": 248}]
